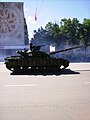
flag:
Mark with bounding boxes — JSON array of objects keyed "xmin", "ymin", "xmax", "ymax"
[{"xmin": 35, "ymin": 13, "xmax": 37, "ymax": 21}]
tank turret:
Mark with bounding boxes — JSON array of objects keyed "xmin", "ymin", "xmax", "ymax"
[{"xmin": 4, "ymin": 43, "xmax": 90, "ymax": 72}]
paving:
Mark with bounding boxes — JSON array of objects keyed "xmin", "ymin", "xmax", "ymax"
[{"xmin": 0, "ymin": 63, "xmax": 90, "ymax": 120}]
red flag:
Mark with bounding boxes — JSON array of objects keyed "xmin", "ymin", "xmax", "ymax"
[{"xmin": 35, "ymin": 13, "xmax": 37, "ymax": 21}]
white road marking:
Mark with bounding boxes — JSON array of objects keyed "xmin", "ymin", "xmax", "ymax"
[
  {"xmin": 84, "ymin": 82, "xmax": 90, "ymax": 84},
  {"xmin": 4, "ymin": 84, "xmax": 39, "ymax": 87}
]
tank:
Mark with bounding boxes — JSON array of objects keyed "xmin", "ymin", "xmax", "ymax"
[{"xmin": 4, "ymin": 43, "xmax": 89, "ymax": 72}]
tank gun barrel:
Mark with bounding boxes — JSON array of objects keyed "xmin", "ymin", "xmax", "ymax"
[{"xmin": 49, "ymin": 44, "xmax": 90, "ymax": 55}]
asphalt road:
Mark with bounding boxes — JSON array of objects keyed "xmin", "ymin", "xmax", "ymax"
[{"xmin": 0, "ymin": 63, "xmax": 90, "ymax": 120}]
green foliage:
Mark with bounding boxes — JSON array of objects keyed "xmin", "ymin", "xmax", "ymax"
[
  {"xmin": 45, "ymin": 18, "xmax": 90, "ymax": 46},
  {"xmin": 82, "ymin": 19, "xmax": 90, "ymax": 45},
  {"xmin": 32, "ymin": 18, "xmax": 90, "ymax": 49}
]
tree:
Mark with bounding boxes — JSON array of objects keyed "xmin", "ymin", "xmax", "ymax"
[
  {"xmin": 60, "ymin": 18, "xmax": 80, "ymax": 45},
  {"xmin": 82, "ymin": 18, "xmax": 90, "ymax": 46},
  {"xmin": 32, "ymin": 18, "xmax": 90, "ymax": 50}
]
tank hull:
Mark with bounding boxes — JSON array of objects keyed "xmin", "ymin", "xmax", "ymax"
[{"xmin": 5, "ymin": 57, "xmax": 69, "ymax": 72}]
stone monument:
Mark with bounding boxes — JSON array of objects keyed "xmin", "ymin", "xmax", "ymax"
[{"xmin": 0, "ymin": 2, "xmax": 29, "ymax": 61}]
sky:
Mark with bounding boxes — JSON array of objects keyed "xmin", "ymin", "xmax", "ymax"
[{"xmin": 0, "ymin": 0, "xmax": 90, "ymax": 40}]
